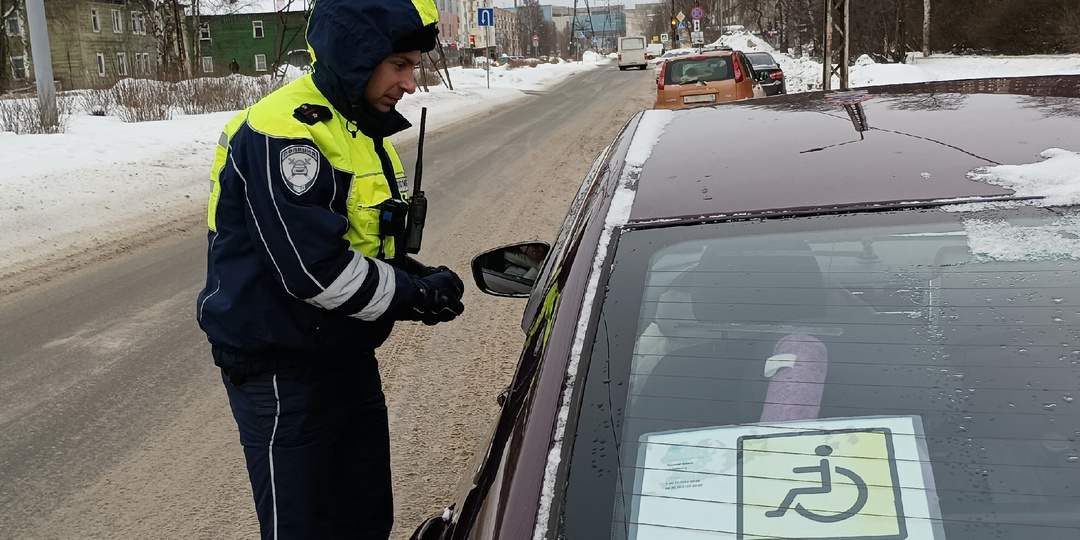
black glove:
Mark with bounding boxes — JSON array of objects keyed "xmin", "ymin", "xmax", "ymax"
[
  {"xmin": 400, "ymin": 256, "xmax": 440, "ymax": 278},
  {"xmin": 411, "ymin": 267, "xmax": 465, "ymax": 325}
]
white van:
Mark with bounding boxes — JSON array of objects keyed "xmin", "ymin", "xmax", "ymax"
[{"xmin": 617, "ymin": 36, "xmax": 648, "ymax": 70}]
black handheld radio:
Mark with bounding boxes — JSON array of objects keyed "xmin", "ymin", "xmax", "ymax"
[{"xmin": 403, "ymin": 107, "xmax": 428, "ymax": 254}]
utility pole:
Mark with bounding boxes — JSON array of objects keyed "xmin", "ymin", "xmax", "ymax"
[
  {"xmin": 822, "ymin": 0, "xmax": 849, "ymax": 90},
  {"xmin": 25, "ymin": 0, "xmax": 56, "ymax": 128}
]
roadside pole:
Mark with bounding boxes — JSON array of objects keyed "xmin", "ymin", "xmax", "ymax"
[
  {"xmin": 25, "ymin": 0, "xmax": 57, "ymax": 128},
  {"xmin": 486, "ymin": 23, "xmax": 491, "ymax": 89}
]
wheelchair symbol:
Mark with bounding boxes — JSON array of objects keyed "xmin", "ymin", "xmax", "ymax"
[{"xmin": 764, "ymin": 444, "xmax": 869, "ymax": 523}]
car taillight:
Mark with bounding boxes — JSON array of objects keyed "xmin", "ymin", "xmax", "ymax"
[
  {"xmin": 657, "ymin": 62, "xmax": 667, "ymax": 89},
  {"xmin": 770, "ymin": 70, "xmax": 784, "ymax": 80},
  {"xmin": 618, "ymin": 54, "xmax": 622, "ymax": 61},
  {"xmin": 733, "ymin": 58, "xmax": 744, "ymax": 83}
]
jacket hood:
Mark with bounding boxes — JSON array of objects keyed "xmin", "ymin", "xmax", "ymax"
[{"xmin": 307, "ymin": 0, "xmax": 439, "ymax": 135}]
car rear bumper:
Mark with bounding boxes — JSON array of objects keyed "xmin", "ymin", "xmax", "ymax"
[{"xmin": 761, "ymin": 79, "xmax": 786, "ymax": 95}]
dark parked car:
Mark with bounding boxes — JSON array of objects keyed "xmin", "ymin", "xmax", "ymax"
[
  {"xmin": 412, "ymin": 76, "xmax": 1080, "ymax": 540},
  {"xmin": 746, "ymin": 51, "xmax": 786, "ymax": 95}
]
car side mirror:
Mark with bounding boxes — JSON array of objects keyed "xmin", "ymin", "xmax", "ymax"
[{"xmin": 471, "ymin": 242, "xmax": 551, "ymax": 298}]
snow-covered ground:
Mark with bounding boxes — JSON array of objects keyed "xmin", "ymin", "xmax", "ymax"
[
  {"xmin": 2, "ymin": 59, "xmax": 607, "ymax": 185},
  {"xmin": 0, "ymin": 57, "xmax": 609, "ymax": 274}
]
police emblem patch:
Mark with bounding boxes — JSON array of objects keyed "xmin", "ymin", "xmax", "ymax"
[{"xmin": 280, "ymin": 145, "xmax": 321, "ymax": 195}]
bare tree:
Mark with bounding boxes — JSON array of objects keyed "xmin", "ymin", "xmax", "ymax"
[
  {"xmin": 0, "ymin": 0, "xmax": 14, "ymax": 93},
  {"xmin": 922, "ymin": 0, "xmax": 930, "ymax": 56},
  {"xmin": 269, "ymin": 0, "xmax": 311, "ymax": 76}
]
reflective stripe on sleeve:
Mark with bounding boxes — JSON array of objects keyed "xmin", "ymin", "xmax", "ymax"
[
  {"xmin": 307, "ymin": 249, "xmax": 371, "ymax": 310},
  {"xmin": 356, "ymin": 258, "xmax": 396, "ymax": 321}
]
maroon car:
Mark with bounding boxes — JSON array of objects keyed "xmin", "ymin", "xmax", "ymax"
[{"xmin": 414, "ymin": 76, "xmax": 1080, "ymax": 540}]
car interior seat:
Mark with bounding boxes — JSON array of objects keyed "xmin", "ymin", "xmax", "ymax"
[{"xmin": 627, "ymin": 245, "xmax": 835, "ymax": 443}]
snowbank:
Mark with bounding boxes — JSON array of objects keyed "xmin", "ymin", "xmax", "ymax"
[
  {"xmin": 582, "ymin": 50, "xmax": 614, "ymax": 64},
  {"xmin": 710, "ymin": 31, "xmax": 1080, "ymax": 92},
  {"xmin": 710, "ymin": 32, "xmax": 825, "ymax": 93}
]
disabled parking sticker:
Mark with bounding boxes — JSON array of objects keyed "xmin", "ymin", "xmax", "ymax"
[
  {"xmin": 631, "ymin": 416, "xmax": 944, "ymax": 540},
  {"xmin": 739, "ymin": 428, "xmax": 904, "ymax": 539}
]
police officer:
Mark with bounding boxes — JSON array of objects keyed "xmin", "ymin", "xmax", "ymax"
[{"xmin": 196, "ymin": 1, "xmax": 460, "ymax": 538}]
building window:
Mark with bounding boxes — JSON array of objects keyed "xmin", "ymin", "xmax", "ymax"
[
  {"xmin": 91, "ymin": 9, "xmax": 100, "ymax": 32},
  {"xmin": 111, "ymin": 9, "xmax": 122, "ymax": 33},
  {"xmin": 137, "ymin": 52, "xmax": 151, "ymax": 73},
  {"xmin": 5, "ymin": 15, "xmax": 20, "ymax": 37},
  {"xmin": 117, "ymin": 52, "xmax": 128, "ymax": 76},
  {"xmin": 201, "ymin": 56, "xmax": 214, "ymax": 73},
  {"xmin": 252, "ymin": 20, "xmax": 264, "ymax": 39},
  {"xmin": 10, "ymin": 55, "xmax": 27, "ymax": 79},
  {"xmin": 254, "ymin": 54, "xmax": 267, "ymax": 72},
  {"xmin": 131, "ymin": 12, "xmax": 145, "ymax": 35},
  {"xmin": 199, "ymin": 22, "xmax": 210, "ymax": 41},
  {"xmin": 97, "ymin": 53, "xmax": 106, "ymax": 76}
]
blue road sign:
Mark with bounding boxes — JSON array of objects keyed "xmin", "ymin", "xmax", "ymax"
[
  {"xmin": 690, "ymin": 6, "xmax": 705, "ymax": 20},
  {"xmin": 478, "ymin": 8, "xmax": 494, "ymax": 27},
  {"xmin": 591, "ymin": 36, "xmax": 599, "ymax": 44},
  {"xmin": 677, "ymin": 20, "xmax": 686, "ymax": 30},
  {"xmin": 578, "ymin": 30, "xmax": 586, "ymax": 39}
]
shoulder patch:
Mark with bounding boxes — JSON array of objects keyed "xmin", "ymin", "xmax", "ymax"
[
  {"xmin": 293, "ymin": 103, "xmax": 333, "ymax": 125},
  {"xmin": 280, "ymin": 145, "xmax": 321, "ymax": 195}
]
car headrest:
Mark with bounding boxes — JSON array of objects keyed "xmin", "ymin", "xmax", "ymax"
[{"xmin": 689, "ymin": 248, "xmax": 828, "ymax": 324}]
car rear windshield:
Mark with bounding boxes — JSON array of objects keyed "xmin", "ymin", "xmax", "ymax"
[
  {"xmin": 561, "ymin": 206, "xmax": 1080, "ymax": 539},
  {"xmin": 746, "ymin": 52, "xmax": 777, "ymax": 68},
  {"xmin": 621, "ymin": 38, "xmax": 645, "ymax": 50},
  {"xmin": 664, "ymin": 56, "xmax": 734, "ymax": 85}
]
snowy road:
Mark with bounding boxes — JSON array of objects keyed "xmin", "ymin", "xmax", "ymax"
[{"xmin": 0, "ymin": 64, "xmax": 655, "ymax": 539}]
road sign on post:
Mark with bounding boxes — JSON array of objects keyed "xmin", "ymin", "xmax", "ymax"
[
  {"xmin": 477, "ymin": 8, "xmax": 493, "ymax": 90},
  {"xmin": 691, "ymin": 31, "xmax": 705, "ymax": 45},
  {"xmin": 660, "ymin": 33, "xmax": 669, "ymax": 43},
  {"xmin": 693, "ymin": 19, "xmax": 701, "ymax": 32},
  {"xmin": 690, "ymin": 6, "xmax": 705, "ymax": 20},
  {"xmin": 676, "ymin": 11, "xmax": 686, "ymax": 22}
]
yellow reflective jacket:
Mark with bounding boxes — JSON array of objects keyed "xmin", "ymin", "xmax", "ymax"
[{"xmin": 197, "ymin": 0, "xmax": 439, "ymax": 353}]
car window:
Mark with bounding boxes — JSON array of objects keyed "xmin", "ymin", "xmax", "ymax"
[
  {"xmin": 621, "ymin": 38, "xmax": 645, "ymax": 50},
  {"xmin": 561, "ymin": 207, "xmax": 1080, "ymax": 539},
  {"xmin": 738, "ymin": 53, "xmax": 755, "ymax": 80},
  {"xmin": 746, "ymin": 52, "xmax": 777, "ymax": 68},
  {"xmin": 665, "ymin": 56, "xmax": 734, "ymax": 85}
]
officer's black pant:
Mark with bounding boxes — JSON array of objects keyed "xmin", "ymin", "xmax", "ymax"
[{"xmin": 216, "ymin": 347, "xmax": 392, "ymax": 539}]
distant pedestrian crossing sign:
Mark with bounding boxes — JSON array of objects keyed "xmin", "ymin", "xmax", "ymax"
[{"xmin": 578, "ymin": 30, "xmax": 586, "ymax": 39}]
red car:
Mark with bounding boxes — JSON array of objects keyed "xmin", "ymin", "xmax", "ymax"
[{"xmin": 414, "ymin": 76, "xmax": 1080, "ymax": 540}]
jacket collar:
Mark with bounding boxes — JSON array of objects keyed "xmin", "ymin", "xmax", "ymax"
[{"xmin": 312, "ymin": 68, "xmax": 412, "ymax": 139}]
